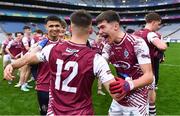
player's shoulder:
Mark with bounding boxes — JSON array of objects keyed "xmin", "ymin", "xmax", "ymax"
[{"xmin": 127, "ymin": 33, "xmax": 145, "ymax": 43}]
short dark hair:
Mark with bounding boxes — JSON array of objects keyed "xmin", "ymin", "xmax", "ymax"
[
  {"xmin": 15, "ymin": 32, "xmax": 23, "ymax": 37},
  {"xmin": 6, "ymin": 33, "xmax": 12, "ymax": 36},
  {"xmin": 70, "ymin": 10, "xmax": 92, "ymax": 28},
  {"xmin": 61, "ymin": 19, "xmax": 67, "ymax": 29},
  {"xmin": 145, "ymin": 12, "xmax": 161, "ymax": 23},
  {"xmin": 96, "ymin": 10, "xmax": 120, "ymax": 24},
  {"xmin": 45, "ymin": 15, "xmax": 61, "ymax": 24},
  {"xmin": 35, "ymin": 29, "xmax": 43, "ymax": 35},
  {"xmin": 23, "ymin": 26, "xmax": 30, "ymax": 30}
]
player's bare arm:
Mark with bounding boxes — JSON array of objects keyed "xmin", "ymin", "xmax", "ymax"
[
  {"xmin": 4, "ymin": 52, "xmax": 40, "ymax": 81},
  {"xmin": 133, "ymin": 63, "xmax": 153, "ymax": 89}
]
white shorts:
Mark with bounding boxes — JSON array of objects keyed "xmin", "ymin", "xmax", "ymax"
[{"xmin": 109, "ymin": 99, "xmax": 148, "ymax": 116}]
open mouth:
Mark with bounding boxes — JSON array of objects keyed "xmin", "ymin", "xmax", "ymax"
[{"xmin": 101, "ymin": 33, "xmax": 109, "ymax": 39}]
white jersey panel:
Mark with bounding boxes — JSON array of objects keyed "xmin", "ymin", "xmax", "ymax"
[
  {"xmin": 93, "ymin": 53, "xmax": 114, "ymax": 83},
  {"xmin": 147, "ymin": 32, "xmax": 159, "ymax": 43},
  {"xmin": 36, "ymin": 44, "xmax": 55, "ymax": 62},
  {"xmin": 134, "ymin": 38, "xmax": 151, "ymax": 64}
]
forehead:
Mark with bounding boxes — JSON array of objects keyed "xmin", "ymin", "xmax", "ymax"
[
  {"xmin": 46, "ymin": 21, "xmax": 61, "ymax": 25},
  {"xmin": 17, "ymin": 33, "xmax": 22, "ymax": 36},
  {"xmin": 97, "ymin": 20, "xmax": 109, "ymax": 27}
]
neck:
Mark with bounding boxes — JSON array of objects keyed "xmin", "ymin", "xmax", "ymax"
[
  {"xmin": 70, "ymin": 33, "xmax": 88, "ymax": 44},
  {"xmin": 114, "ymin": 30, "xmax": 125, "ymax": 43},
  {"xmin": 145, "ymin": 24, "xmax": 153, "ymax": 31},
  {"xmin": 48, "ymin": 35, "xmax": 59, "ymax": 41}
]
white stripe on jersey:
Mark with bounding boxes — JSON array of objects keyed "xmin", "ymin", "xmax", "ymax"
[{"xmin": 93, "ymin": 54, "xmax": 114, "ymax": 84}]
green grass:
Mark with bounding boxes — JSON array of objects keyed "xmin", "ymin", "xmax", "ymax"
[{"xmin": 0, "ymin": 43, "xmax": 180, "ymax": 115}]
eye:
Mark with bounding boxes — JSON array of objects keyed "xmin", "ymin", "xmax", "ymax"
[
  {"xmin": 55, "ymin": 25, "xmax": 60, "ymax": 27},
  {"xmin": 49, "ymin": 25, "xmax": 53, "ymax": 28}
]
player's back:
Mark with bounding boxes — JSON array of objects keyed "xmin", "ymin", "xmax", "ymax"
[{"xmin": 48, "ymin": 41, "xmax": 97, "ymax": 115}]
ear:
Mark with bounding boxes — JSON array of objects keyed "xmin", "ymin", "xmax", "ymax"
[
  {"xmin": 114, "ymin": 22, "xmax": 119, "ymax": 31},
  {"xmin": 69, "ymin": 25, "xmax": 72, "ymax": 33},
  {"xmin": 89, "ymin": 27, "xmax": 93, "ymax": 34}
]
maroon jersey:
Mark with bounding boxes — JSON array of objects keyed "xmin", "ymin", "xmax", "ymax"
[
  {"xmin": 134, "ymin": 29, "xmax": 161, "ymax": 71},
  {"xmin": 7, "ymin": 40, "xmax": 22, "ymax": 57},
  {"xmin": 91, "ymin": 39, "xmax": 106, "ymax": 54},
  {"xmin": 47, "ymin": 41, "xmax": 97, "ymax": 115},
  {"xmin": 36, "ymin": 39, "xmax": 60, "ymax": 92},
  {"xmin": 37, "ymin": 40, "xmax": 114, "ymax": 115},
  {"xmin": 2, "ymin": 39, "xmax": 11, "ymax": 55},
  {"xmin": 103, "ymin": 33, "xmax": 151, "ymax": 107}
]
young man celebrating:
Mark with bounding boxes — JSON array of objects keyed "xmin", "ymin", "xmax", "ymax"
[
  {"xmin": 96, "ymin": 10, "xmax": 153, "ymax": 115},
  {"xmin": 134, "ymin": 12, "xmax": 167, "ymax": 116},
  {"xmin": 4, "ymin": 10, "xmax": 119, "ymax": 115}
]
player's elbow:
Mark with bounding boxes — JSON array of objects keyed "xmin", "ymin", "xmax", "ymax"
[
  {"xmin": 147, "ymin": 72, "xmax": 154, "ymax": 85},
  {"xmin": 158, "ymin": 43, "xmax": 168, "ymax": 51}
]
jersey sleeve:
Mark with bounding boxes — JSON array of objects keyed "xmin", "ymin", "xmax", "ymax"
[
  {"xmin": 93, "ymin": 54, "xmax": 114, "ymax": 83},
  {"xmin": 36, "ymin": 44, "xmax": 55, "ymax": 62},
  {"xmin": 147, "ymin": 32, "xmax": 160, "ymax": 43},
  {"xmin": 134, "ymin": 38, "xmax": 151, "ymax": 64},
  {"xmin": 101, "ymin": 43, "xmax": 111, "ymax": 60}
]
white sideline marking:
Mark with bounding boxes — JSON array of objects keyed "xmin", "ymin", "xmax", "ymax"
[{"xmin": 161, "ymin": 63, "xmax": 180, "ymax": 67}]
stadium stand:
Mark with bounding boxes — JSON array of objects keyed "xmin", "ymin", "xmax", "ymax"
[{"xmin": 0, "ymin": 0, "xmax": 179, "ymax": 42}]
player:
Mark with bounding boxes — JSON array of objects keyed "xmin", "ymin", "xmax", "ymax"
[
  {"xmin": 134, "ymin": 12, "xmax": 167, "ymax": 116},
  {"xmin": 4, "ymin": 10, "xmax": 123, "ymax": 115},
  {"xmin": 59, "ymin": 19, "xmax": 67, "ymax": 40},
  {"xmin": 7, "ymin": 16, "xmax": 62, "ymax": 115},
  {"xmin": 1, "ymin": 33, "xmax": 13, "ymax": 69},
  {"xmin": 96, "ymin": 10, "xmax": 153, "ymax": 115},
  {"xmin": 5, "ymin": 32, "xmax": 23, "ymax": 60},
  {"xmin": 14, "ymin": 26, "xmax": 33, "ymax": 91}
]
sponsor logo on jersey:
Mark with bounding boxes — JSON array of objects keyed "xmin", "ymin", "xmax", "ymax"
[
  {"xmin": 113, "ymin": 61, "xmax": 130, "ymax": 69},
  {"xmin": 124, "ymin": 49, "xmax": 129, "ymax": 58},
  {"xmin": 64, "ymin": 48, "xmax": 79, "ymax": 57},
  {"xmin": 66, "ymin": 48, "xmax": 79, "ymax": 53}
]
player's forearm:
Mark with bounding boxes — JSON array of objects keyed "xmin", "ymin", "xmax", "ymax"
[
  {"xmin": 133, "ymin": 72, "xmax": 153, "ymax": 89},
  {"xmin": 11, "ymin": 53, "xmax": 39, "ymax": 68}
]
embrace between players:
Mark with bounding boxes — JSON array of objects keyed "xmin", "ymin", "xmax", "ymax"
[{"xmin": 4, "ymin": 10, "xmax": 167, "ymax": 115}]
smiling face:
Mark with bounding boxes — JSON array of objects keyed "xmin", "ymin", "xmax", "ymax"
[
  {"xmin": 45, "ymin": 20, "xmax": 61, "ymax": 40},
  {"xmin": 97, "ymin": 20, "xmax": 119, "ymax": 43}
]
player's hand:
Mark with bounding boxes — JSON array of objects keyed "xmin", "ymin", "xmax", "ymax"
[
  {"xmin": 3, "ymin": 64, "xmax": 15, "ymax": 81},
  {"xmin": 109, "ymin": 77, "xmax": 134, "ymax": 99}
]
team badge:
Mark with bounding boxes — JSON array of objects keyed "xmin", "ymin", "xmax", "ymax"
[{"xmin": 124, "ymin": 49, "xmax": 129, "ymax": 58}]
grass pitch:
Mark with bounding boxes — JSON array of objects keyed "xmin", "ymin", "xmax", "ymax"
[{"xmin": 0, "ymin": 43, "xmax": 180, "ymax": 115}]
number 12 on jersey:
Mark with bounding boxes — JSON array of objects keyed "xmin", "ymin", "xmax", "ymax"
[{"xmin": 55, "ymin": 59, "xmax": 78, "ymax": 93}]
